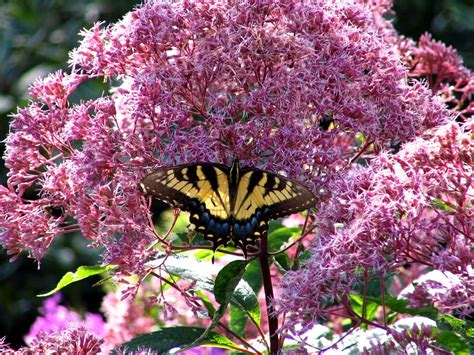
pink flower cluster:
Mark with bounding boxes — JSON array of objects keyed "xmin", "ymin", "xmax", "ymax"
[
  {"xmin": 24, "ymin": 293, "xmax": 106, "ymax": 345},
  {"xmin": 277, "ymin": 118, "xmax": 473, "ymax": 330},
  {"xmin": 0, "ymin": 0, "xmax": 471, "ymax": 351},
  {"xmin": 399, "ymin": 33, "xmax": 473, "ymax": 121},
  {"xmin": 0, "ymin": 290, "xmax": 156, "ymax": 354},
  {"xmin": 1, "ymin": 0, "xmax": 449, "ymax": 273},
  {"xmin": 0, "ymin": 294, "xmax": 105, "ymax": 354}
]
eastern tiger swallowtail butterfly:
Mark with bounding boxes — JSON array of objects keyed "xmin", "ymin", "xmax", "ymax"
[{"xmin": 140, "ymin": 160, "xmax": 316, "ymax": 256}]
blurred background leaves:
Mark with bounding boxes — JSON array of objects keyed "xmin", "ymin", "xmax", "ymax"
[{"xmin": 0, "ymin": 0, "xmax": 472, "ymax": 348}]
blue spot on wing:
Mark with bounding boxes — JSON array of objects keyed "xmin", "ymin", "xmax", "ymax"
[{"xmin": 216, "ymin": 222, "xmax": 230, "ymax": 237}]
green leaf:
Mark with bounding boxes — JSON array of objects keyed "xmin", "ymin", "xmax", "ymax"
[
  {"xmin": 230, "ymin": 304, "xmax": 248, "ymax": 336},
  {"xmin": 431, "ymin": 197, "xmax": 456, "ymax": 212},
  {"xmin": 242, "ymin": 258, "xmax": 262, "ymax": 294},
  {"xmin": 437, "ymin": 314, "xmax": 474, "ymax": 351},
  {"xmin": 151, "ymin": 255, "xmax": 260, "ymax": 330},
  {"xmin": 37, "ymin": 265, "xmax": 116, "ymax": 297},
  {"xmin": 268, "ymin": 227, "xmax": 301, "ymax": 252},
  {"xmin": 228, "ymin": 268, "xmax": 261, "ymax": 329},
  {"xmin": 274, "ymin": 253, "xmax": 291, "ymax": 273},
  {"xmin": 151, "ymin": 254, "xmax": 216, "ymax": 291},
  {"xmin": 436, "ymin": 331, "xmax": 470, "ymax": 355},
  {"xmin": 214, "ymin": 260, "xmax": 247, "ymax": 304},
  {"xmin": 438, "ymin": 314, "xmax": 467, "ymax": 332},
  {"xmin": 366, "ymin": 295, "xmax": 438, "ymax": 320},
  {"xmin": 196, "ymin": 261, "xmax": 248, "ymax": 343},
  {"xmin": 268, "ymin": 220, "xmax": 284, "ymax": 234},
  {"xmin": 196, "ymin": 290, "xmax": 216, "ymax": 317},
  {"xmin": 114, "ymin": 326, "xmax": 241, "ymax": 354},
  {"xmin": 349, "ymin": 294, "xmax": 379, "ymax": 322},
  {"xmin": 351, "ymin": 272, "xmax": 396, "ymax": 298},
  {"xmin": 292, "ymin": 248, "xmax": 311, "ymax": 270}
]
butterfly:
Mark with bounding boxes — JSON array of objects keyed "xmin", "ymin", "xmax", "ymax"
[{"xmin": 140, "ymin": 160, "xmax": 316, "ymax": 256}]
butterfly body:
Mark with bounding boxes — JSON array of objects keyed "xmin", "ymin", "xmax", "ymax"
[{"xmin": 140, "ymin": 160, "xmax": 316, "ymax": 255}]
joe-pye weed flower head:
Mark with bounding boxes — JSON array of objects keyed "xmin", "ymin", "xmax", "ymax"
[
  {"xmin": 1, "ymin": 0, "xmax": 471, "ymax": 352},
  {"xmin": 1, "ymin": 0, "xmax": 448, "ymax": 270}
]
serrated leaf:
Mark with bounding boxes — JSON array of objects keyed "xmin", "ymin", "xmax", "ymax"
[
  {"xmin": 214, "ymin": 260, "xmax": 260, "ymax": 329},
  {"xmin": 37, "ymin": 264, "xmax": 116, "ymax": 297},
  {"xmin": 151, "ymin": 255, "xmax": 260, "ymax": 330},
  {"xmin": 114, "ymin": 326, "xmax": 241, "ymax": 354},
  {"xmin": 438, "ymin": 314, "xmax": 466, "ymax": 331},
  {"xmin": 436, "ymin": 331, "xmax": 470, "ymax": 355},
  {"xmin": 151, "ymin": 254, "xmax": 216, "ymax": 291},
  {"xmin": 196, "ymin": 261, "xmax": 248, "ymax": 343},
  {"xmin": 214, "ymin": 260, "xmax": 247, "ymax": 304},
  {"xmin": 228, "ymin": 269, "xmax": 261, "ymax": 328}
]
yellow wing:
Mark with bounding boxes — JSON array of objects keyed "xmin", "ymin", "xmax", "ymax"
[
  {"xmin": 140, "ymin": 163, "xmax": 231, "ymax": 220},
  {"xmin": 140, "ymin": 163, "xmax": 234, "ymax": 252},
  {"xmin": 233, "ymin": 169, "xmax": 316, "ymax": 221},
  {"xmin": 229, "ymin": 168, "xmax": 316, "ymax": 253}
]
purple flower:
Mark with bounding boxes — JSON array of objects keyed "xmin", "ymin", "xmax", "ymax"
[
  {"xmin": 401, "ymin": 270, "xmax": 473, "ymax": 316},
  {"xmin": 1, "ymin": 2, "xmax": 471, "ymax": 351},
  {"xmin": 278, "ymin": 118, "xmax": 473, "ymax": 330},
  {"xmin": 24, "ymin": 293, "xmax": 105, "ymax": 346},
  {"xmin": 25, "ymin": 327, "xmax": 103, "ymax": 354},
  {"xmin": 1, "ymin": 0, "xmax": 451, "ymax": 275}
]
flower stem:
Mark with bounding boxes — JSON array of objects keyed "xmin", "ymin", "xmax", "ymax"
[{"xmin": 259, "ymin": 232, "xmax": 279, "ymax": 354}]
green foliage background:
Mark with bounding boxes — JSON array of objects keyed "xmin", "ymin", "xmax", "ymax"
[{"xmin": 0, "ymin": 0, "xmax": 472, "ymax": 348}]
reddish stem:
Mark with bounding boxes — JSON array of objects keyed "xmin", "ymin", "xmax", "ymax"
[{"xmin": 258, "ymin": 232, "xmax": 279, "ymax": 354}]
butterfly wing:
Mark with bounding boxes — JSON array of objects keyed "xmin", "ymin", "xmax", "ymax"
[
  {"xmin": 140, "ymin": 163, "xmax": 234, "ymax": 250},
  {"xmin": 231, "ymin": 168, "xmax": 316, "ymax": 251}
]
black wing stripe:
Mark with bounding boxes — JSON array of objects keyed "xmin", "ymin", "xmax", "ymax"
[
  {"xmin": 201, "ymin": 165, "xmax": 219, "ymax": 190},
  {"xmin": 186, "ymin": 165, "xmax": 199, "ymax": 188},
  {"xmin": 263, "ymin": 174, "xmax": 276, "ymax": 195},
  {"xmin": 247, "ymin": 170, "xmax": 263, "ymax": 194}
]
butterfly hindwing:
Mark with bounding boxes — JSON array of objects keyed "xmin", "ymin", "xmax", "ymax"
[{"xmin": 140, "ymin": 163, "xmax": 234, "ymax": 250}]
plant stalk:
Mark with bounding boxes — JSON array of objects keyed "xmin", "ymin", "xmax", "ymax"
[{"xmin": 258, "ymin": 232, "xmax": 279, "ymax": 354}]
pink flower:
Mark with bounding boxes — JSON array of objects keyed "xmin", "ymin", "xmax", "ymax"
[
  {"xmin": 278, "ymin": 118, "xmax": 473, "ymax": 330},
  {"xmin": 399, "ymin": 33, "xmax": 474, "ymax": 122},
  {"xmin": 100, "ymin": 290, "xmax": 155, "ymax": 353},
  {"xmin": 401, "ymin": 270, "xmax": 473, "ymax": 316},
  {"xmin": 24, "ymin": 327, "xmax": 103, "ymax": 354},
  {"xmin": 1, "ymin": 0, "xmax": 451, "ymax": 275},
  {"xmin": 0, "ymin": 1, "xmax": 471, "ymax": 353},
  {"xmin": 24, "ymin": 293, "xmax": 106, "ymax": 345}
]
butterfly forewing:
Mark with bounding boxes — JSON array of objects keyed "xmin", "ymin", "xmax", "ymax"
[
  {"xmin": 234, "ymin": 169, "xmax": 316, "ymax": 220},
  {"xmin": 140, "ymin": 164, "xmax": 229, "ymax": 215}
]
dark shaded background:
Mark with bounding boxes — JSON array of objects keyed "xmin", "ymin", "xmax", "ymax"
[{"xmin": 0, "ymin": 0, "xmax": 472, "ymax": 348}]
